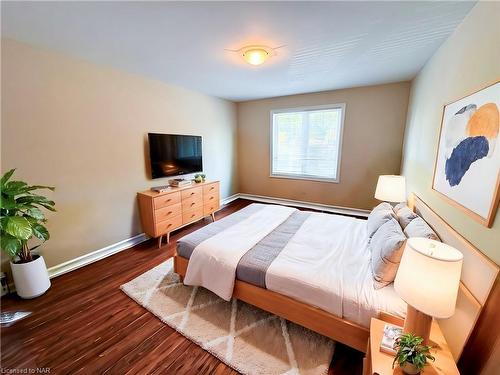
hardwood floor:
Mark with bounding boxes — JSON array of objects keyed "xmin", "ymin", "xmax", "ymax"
[{"xmin": 0, "ymin": 199, "xmax": 363, "ymax": 375}]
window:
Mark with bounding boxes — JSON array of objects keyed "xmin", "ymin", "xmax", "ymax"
[{"xmin": 271, "ymin": 104, "xmax": 345, "ymax": 182}]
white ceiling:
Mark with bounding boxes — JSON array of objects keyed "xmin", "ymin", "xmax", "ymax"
[{"xmin": 2, "ymin": 1, "xmax": 475, "ymax": 101}]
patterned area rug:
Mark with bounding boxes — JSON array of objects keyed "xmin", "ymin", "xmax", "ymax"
[{"xmin": 121, "ymin": 259, "xmax": 335, "ymax": 375}]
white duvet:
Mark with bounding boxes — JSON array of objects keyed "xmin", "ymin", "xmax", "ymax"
[{"xmin": 266, "ymin": 212, "xmax": 407, "ymax": 327}]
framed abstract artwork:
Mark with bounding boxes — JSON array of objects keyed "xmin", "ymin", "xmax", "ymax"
[{"xmin": 432, "ymin": 81, "xmax": 500, "ymax": 227}]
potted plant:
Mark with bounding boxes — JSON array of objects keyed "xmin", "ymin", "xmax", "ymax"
[
  {"xmin": 194, "ymin": 173, "xmax": 206, "ymax": 183},
  {"xmin": 392, "ymin": 333, "xmax": 435, "ymax": 374},
  {"xmin": 0, "ymin": 169, "xmax": 55, "ymax": 298}
]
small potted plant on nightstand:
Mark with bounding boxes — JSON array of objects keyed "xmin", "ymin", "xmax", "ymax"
[
  {"xmin": 393, "ymin": 333, "xmax": 435, "ymax": 374},
  {"xmin": 0, "ymin": 169, "xmax": 55, "ymax": 299}
]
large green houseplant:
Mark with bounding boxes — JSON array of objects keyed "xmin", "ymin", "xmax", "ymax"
[{"xmin": 0, "ymin": 169, "xmax": 55, "ymax": 298}]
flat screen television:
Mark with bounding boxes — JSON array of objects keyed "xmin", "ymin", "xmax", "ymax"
[{"xmin": 148, "ymin": 133, "xmax": 203, "ymax": 179}]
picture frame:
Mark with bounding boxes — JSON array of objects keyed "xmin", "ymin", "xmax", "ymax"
[{"xmin": 432, "ymin": 81, "xmax": 500, "ymax": 228}]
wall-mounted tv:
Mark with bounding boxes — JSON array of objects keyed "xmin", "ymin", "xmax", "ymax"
[{"xmin": 148, "ymin": 133, "xmax": 203, "ymax": 179}]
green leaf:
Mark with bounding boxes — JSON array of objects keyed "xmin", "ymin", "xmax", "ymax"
[
  {"xmin": 0, "ymin": 233, "xmax": 22, "ymax": 257},
  {"xmin": 5, "ymin": 216, "xmax": 32, "ymax": 240},
  {"xmin": 0, "ymin": 196, "xmax": 17, "ymax": 210},
  {"xmin": 2, "ymin": 181, "xmax": 28, "ymax": 196},
  {"xmin": 0, "ymin": 169, "xmax": 15, "ymax": 188},
  {"xmin": 32, "ymin": 224, "xmax": 49, "ymax": 241},
  {"xmin": 0, "ymin": 217, "xmax": 7, "ymax": 230},
  {"xmin": 25, "ymin": 207, "xmax": 45, "ymax": 220},
  {"xmin": 26, "ymin": 185, "xmax": 55, "ymax": 192},
  {"xmin": 17, "ymin": 195, "xmax": 55, "ymax": 206}
]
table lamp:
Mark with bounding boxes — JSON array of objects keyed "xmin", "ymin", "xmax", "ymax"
[
  {"xmin": 394, "ymin": 237, "xmax": 463, "ymax": 344},
  {"xmin": 374, "ymin": 175, "xmax": 406, "ymax": 203}
]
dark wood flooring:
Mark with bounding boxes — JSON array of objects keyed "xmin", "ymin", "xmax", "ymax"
[{"xmin": 0, "ymin": 199, "xmax": 364, "ymax": 375}]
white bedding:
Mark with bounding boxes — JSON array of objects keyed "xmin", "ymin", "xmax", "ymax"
[
  {"xmin": 184, "ymin": 204, "xmax": 296, "ymax": 300},
  {"xmin": 266, "ymin": 212, "xmax": 407, "ymax": 327}
]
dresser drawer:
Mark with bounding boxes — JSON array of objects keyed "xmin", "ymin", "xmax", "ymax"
[
  {"xmin": 203, "ymin": 183, "xmax": 219, "ymax": 196},
  {"xmin": 182, "ymin": 196, "xmax": 203, "ymax": 210},
  {"xmin": 204, "ymin": 201, "xmax": 220, "ymax": 216},
  {"xmin": 155, "ymin": 215, "xmax": 182, "ymax": 236},
  {"xmin": 181, "ymin": 186, "xmax": 203, "ymax": 201},
  {"xmin": 154, "ymin": 202, "xmax": 182, "ymax": 223},
  {"xmin": 182, "ymin": 207, "xmax": 204, "ymax": 224},
  {"xmin": 153, "ymin": 192, "xmax": 181, "ymax": 209},
  {"xmin": 203, "ymin": 190, "xmax": 219, "ymax": 205}
]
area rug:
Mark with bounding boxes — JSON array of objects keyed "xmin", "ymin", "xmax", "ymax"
[{"xmin": 121, "ymin": 259, "xmax": 335, "ymax": 375}]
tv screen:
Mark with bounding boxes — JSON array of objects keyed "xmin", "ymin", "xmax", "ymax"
[{"xmin": 148, "ymin": 133, "xmax": 203, "ymax": 179}]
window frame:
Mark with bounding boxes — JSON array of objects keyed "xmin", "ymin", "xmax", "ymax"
[{"xmin": 269, "ymin": 103, "xmax": 346, "ymax": 183}]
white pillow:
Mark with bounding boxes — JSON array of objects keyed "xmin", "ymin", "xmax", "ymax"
[
  {"xmin": 367, "ymin": 203, "xmax": 397, "ymax": 238},
  {"xmin": 404, "ymin": 217, "xmax": 439, "ymax": 241},
  {"xmin": 395, "ymin": 205, "xmax": 418, "ymax": 229},
  {"xmin": 370, "ymin": 218, "xmax": 407, "ymax": 289}
]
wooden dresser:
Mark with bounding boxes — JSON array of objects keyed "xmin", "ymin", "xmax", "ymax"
[{"xmin": 137, "ymin": 181, "xmax": 220, "ymax": 247}]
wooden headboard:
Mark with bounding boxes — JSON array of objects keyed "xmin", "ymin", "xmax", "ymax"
[{"xmin": 409, "ymin": 194, "xmax": 499, "ymax": 360}]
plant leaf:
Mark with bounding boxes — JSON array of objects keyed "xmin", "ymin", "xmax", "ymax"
[
  {"xmin": 17, "ymin": 195, "xmax": 55, "ymax": 206},
  {"xmin": 26, "ymin": 185, "xmax": 55, "ymax": 192},
  {"xmin": 0, "ymin": 196, "xmax": 17, "ymax": 210},
  {"xmin": 25, "ymin": 207, "xmax": 45, "ymax": 220},
  {"xmin": 2, "ymin": 181, "xmax": 28, "ymax": 196},
  {"xmin": 0, "ymin": 169, "xmax": 15, "ymax": 188},
  {"xmin": 5, "ymin": 216, "xmax": 32, "ymax": 240},
  {"xmin": 32, "ymin": 224, "xmax": 49, "ymax": 241},
  {"xmin": 0, "ymin": 233, "xmax": 22, "ymax": 257}
]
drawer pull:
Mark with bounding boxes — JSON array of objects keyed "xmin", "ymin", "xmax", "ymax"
[
  {"xmin": 167, "ymin": 224, "xmax": 172, "ymax": 228},
  {"xmin": 191, "ymin": 202, "xmax": 196, "ymax": 206},
  {"xmin": 167, "ymin": 211, "xmax": 172, "ymax": 215},
  {"xmin": 191, "ymin": 214, "xmax": 195, "ymax": 218},
  {"xmin": 209, "ymin": 196, "xmax": 214, "ymax": 200},
  {"xmin": 190, "ymin": 192, "xmax": 195, "ymax": 196},
  {"xmin": 165, "ymin": 198, "xmax": 171, "ymax": 202},
  {"xmin": 210, "ymin": 187, "xmax": 214, "ymax": 191}
]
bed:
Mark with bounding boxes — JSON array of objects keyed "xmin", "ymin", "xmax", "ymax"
[{"xmin": 173, "ymin": 196, "xmax": 499, "ymax": 356}]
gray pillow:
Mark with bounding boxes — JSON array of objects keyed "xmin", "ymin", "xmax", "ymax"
[
  {"xmin": 404, "ymin": 217, "xmax": 440, "ymax": 241},
  {"xmin": 370, "ymin": 218, "xmax": 407, "ymax": 289},
  {"xmin": 367, "ymin": 204, "xmax": 397, "ymax": 238},
  {"xmin": 395, "ymin": 206, "xmax": 418, "ymax": 229},
  {"xmin": 373, "ymin": 202, "xmax": 394, "ymax": 213},
  {"xmin": 393, "ymin": 202, "xmax": 407, "ymax": 213}
]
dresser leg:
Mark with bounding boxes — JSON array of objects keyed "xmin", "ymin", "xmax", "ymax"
[
  {"xmin": 158, "ymin": 235, "xmax": 162, "ymax": 249},
  {"xmin": 166, "ymin": 232, "xmax": 170, "ymax": 244},
  {"xmin": 211, "ymin": 212, "xmax": 216, "ymax": 221}
]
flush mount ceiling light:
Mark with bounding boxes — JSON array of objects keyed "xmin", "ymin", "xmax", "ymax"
[
  {"xmin": 241, "ymin": 46, "xmax": 271, "ymax": 66},
  {"xmin": 227, "ymin": 45, "xmax": 283, "ymax": 66}
]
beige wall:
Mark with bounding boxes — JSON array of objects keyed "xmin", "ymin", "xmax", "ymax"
[
  {"xmin": 401, "ymin": 1, "xmax": 500, "ymax": 265},
  {"xmin": 1, "ymin": 39, "xmax": 238, "ymax": 270},
  {"xmin": 237, "ymin": 82, "xmax": 411, "ymax": 210}
]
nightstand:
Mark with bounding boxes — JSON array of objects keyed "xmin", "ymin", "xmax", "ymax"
[{"xmin": 363, "ymin": 317, "xmax": 459, "ymax": 375}]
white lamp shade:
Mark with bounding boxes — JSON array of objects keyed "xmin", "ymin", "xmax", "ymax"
[
  {"xmin": 395, "ymin": 238, "xmax": 463, "ymax": 319},
  {"xmin": 374, "ymin": 175, "xmax": 406, "ymax": 202}
]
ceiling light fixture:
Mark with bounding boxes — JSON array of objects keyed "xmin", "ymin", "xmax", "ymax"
[
  {"xmin": 241, "ymin": 46, "xmax": 271, "ymax": 66},
  {"xmin": 227, "ymin": 45, "xmax": 284, "ymax": 66}
]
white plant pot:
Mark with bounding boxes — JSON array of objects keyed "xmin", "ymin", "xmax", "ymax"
[{"xmin": 10, "ymin": 255, "xmax": 51, "ymax": 299}]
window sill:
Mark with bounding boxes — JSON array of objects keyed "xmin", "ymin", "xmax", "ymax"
[{"xmin": 269, "ymin": 174, "xmax": 339, "ymax": 183}]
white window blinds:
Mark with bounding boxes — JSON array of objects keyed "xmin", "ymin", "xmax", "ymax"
[{"xmin": 271, "ymin": 105, "xmax": 344, "ymax": 182}]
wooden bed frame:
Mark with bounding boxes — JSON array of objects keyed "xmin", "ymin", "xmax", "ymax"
[{"xmin": 173, "ymin": 194, "xmax": 499, "ymax": 357}]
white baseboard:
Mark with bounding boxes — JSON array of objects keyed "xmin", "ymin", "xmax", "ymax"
[
  {"xmin": 222, "ymin": 193, "xmax": 369, "ymax": 217},
  {"xmin": 47, "ymin": 233, "xmax": 149, "ymax": 279},
  {"xmin": 42, "ymin": 194, "xmax": 365, "ymax": 281},
  {"xmin": 221, "ymin": 193, "xmax": 240, "ymax": 206}
]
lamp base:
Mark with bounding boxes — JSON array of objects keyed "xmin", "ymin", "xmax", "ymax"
[{"xmin": 403, "ymin": 305, "xmax": 432, "ymax": 345}]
